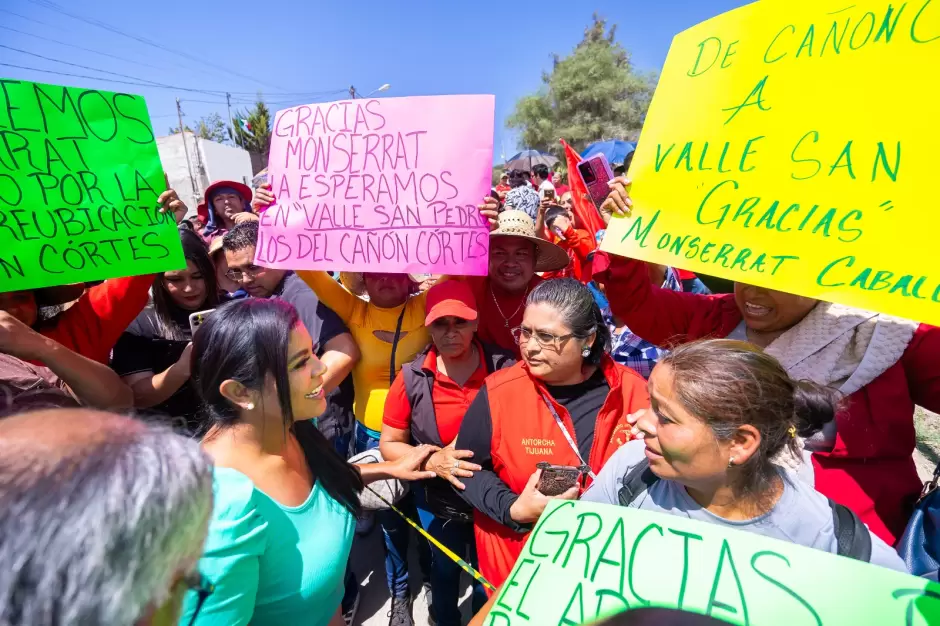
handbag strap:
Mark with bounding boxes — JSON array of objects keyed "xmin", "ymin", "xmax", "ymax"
[
  {"xmin": 389, "ymin": 304, "xmax": 407, "ymax": 386},
  {"xmin": 539, "ymin": 391, "xmax": 596, "ymax": 480}
]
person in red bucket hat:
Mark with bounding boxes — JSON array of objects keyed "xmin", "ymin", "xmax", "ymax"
[
  {"xmin": 380, "ymin": 281, "xmax": 516, "ymax": 626},
  {"xmin": 197, "ymin": 180, "xmax": 254, "ymax": 244}
]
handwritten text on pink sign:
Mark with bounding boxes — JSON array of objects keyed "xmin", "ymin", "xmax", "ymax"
[{"xmin": 256, "ymin": 95, "xmax": 495, "ymax": 275}]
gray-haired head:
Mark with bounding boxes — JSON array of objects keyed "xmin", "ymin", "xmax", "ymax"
[
  {"xmin": 526, "ymin": 277, "xmax": 611, "ymax": 365},
  {"xmin": 0, "ymin": 409, "xmax": 214, "ymax": 626}
]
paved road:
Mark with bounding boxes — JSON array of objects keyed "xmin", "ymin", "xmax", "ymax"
[{"xmin": 349, "ymin": 521, "xmax": 473, "ymax": 626}]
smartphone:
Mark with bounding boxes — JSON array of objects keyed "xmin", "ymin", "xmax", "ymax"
[
  {"xmin": 188, "ymin": 309, "xmax": 216, "ymax": 336},
  {"xmin": 543, "ymin": 188, "xmax": 556, "ymax": 201},
  {"xmin": 536, "ymin": 462, "xmax": 588, "ymax": 496},
  {"xmin": 576, "ymin": 153, "xmax": 615, "ymax": 208}
]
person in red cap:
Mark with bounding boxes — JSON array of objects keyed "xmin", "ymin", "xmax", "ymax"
[
  {"xmin": 379, "ymin": 281, "xmax": 516, "ymax": 626},
  {"xmin": 197, "ymin": 180, "xmax": 255, "ymax": 245}
]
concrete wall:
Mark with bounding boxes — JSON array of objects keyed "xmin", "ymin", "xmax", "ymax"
[
  {"xmin": 198, "ymin": 138, "xmax": 253, "ymax": 189},
  {"xmin": 156, "ymin": 133, "xmax": 253, "ymax": 219},
  {"xmin": 156, "ymin": 132, "xmax": 199, "ymax": 217}
]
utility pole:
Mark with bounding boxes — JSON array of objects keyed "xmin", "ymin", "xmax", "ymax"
[
  {"xmin": 348, "ymin": 85, "xmax": 357, "ymax": 99},
  {"xmin": 225, "ymin": 92, "xmax": 233, "ymax": 143},
  {"xmin": 176, "ymin": 97, "xmax": 197, "ymax": 199}
]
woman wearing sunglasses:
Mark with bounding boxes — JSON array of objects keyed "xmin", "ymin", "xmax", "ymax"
[
  {"xmin": 454, "ymin": 278, "xmax": 650, "ymax": 590},
  {"xmin": 178, "ymin": 299, "xmax": 437, "ymax": 626}
]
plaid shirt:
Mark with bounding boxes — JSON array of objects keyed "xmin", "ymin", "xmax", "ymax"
[{"xmin": 590, "ymin": 267, "xmax": 683, "ymax": 379}]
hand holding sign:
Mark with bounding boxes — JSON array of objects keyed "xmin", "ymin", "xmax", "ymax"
[
  {"xmin": 157, "ymin": 174, "xmax": 188, "ymax": 224},
  {"xmin": 478, "ymin": 195, "xmax": 501, "ymax": 232},
  {"xmin": 252, "ymin": 183, "xmax": 275, "ymax": 212}
]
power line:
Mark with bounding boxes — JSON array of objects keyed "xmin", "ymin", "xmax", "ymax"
[
  {"xmin": 183, "ymin": 92, "xmax": 347, "ymax": 106},
  {"xmin": 2, "ymin": 7, "xmax": 348, "ymax": 100},
  {"xmin": 0, "ymin": 62, "xmax": 231, "ymax": 94},
  {"xmin": 0, "ymin": 24, "xmax": 178, "ymax": 74},
  {"xmin": 0, "ymin": 8, "xmax": 51, "ymax": 27},
  {"xmin": 0, "ymin": 62, "xmax": 350, "ymax": 104},
  {"xmin": 0, "ymin": 44, "xmax": 185, "ymax": 90},
  {"xmin": 1, "ymin": 43, "xmax": 348, "ymax": 98},
  {"xmin": 25, "ymin": 0, "xmax": 288, "ymax": 92},
  {"xmin": 178, "ymin": 98, "xmax": 228, "ymax": 105}
]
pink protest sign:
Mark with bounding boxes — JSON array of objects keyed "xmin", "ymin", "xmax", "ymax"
[{"xmin": 256, "ymin": 95, "xmax": 495, "ymax": 275}]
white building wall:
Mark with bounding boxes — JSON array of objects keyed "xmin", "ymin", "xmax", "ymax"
[
  {"xmin": 156, "ymin": 133, "xmax": 253, "ymax": 219},
  {"xmin": 197, "ymin": 138, "xmax": 253, "ymax": 189}
]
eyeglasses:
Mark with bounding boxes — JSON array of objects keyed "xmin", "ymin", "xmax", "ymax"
[
  {"xmin": 225, "ymin": 265, "xmax": 264, "ymax": 282},
  {"xmin": 511, "ymin": 326, "xmax": 577, "ymax": 351},
  {"xmin": 182, "ymin": 573, "xmax": 214, "ymax": 626}
]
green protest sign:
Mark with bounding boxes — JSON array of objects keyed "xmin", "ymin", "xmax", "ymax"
[
  {"xmin": 0, "ymin": 78, "xmax": 184, "ymax": 291},
  {"xmin": 488, "ymin": 501, "xmax": 940, "ymax": 625}
]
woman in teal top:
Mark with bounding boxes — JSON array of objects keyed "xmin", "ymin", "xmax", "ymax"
[{"xmin": 180, "ymin": 299, "xmax": 437, "ymax": 626}]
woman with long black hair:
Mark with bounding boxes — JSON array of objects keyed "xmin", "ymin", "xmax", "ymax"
[
  {"xmin": 111, "ymin": 230, "xmax": 222, "ymax": 433},
  {"xmin": 179, "ymin": 298, "xmax": 437, "ymax": 626}
]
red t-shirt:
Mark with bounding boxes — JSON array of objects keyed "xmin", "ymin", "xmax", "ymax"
[
  {"xmin": 465, "ymin": 275, "xmax": 542, "ymax": 358},
  {"xmin": 38, "ymin": 275, "xmax": 154, "ymax": 364},
  {"xmin": 383, "ymin": 343, "xmax": 489, "ymax": 445}
]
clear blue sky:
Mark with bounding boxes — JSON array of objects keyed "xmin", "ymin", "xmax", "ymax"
[{"xmin": 0, "ymin": 0, "xmax": 747, "ymax": 162}]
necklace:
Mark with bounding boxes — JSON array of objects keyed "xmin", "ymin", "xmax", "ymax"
[{"xmin": 491, "ymin": 285, "xmax": 528, "ymax": 327}]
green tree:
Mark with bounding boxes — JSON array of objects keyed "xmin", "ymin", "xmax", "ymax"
[
  {"xmin": 168, "ymin": 113, "xmax": 227, "ymax": 143},
  {"xmin": 232, "ymin": 98, "xmax": 272, "ymax": 160},
  {"xmin": 507, "ymin": 14, "xmax": 656, "ymax": 158},
  {"xmin": 194, "ymin": 113, "xmax": 228, "ymax": 143}
]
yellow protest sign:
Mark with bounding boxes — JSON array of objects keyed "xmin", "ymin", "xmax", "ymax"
[{"xmin": 601, "ymin": 0, "xmax": 940, "ymax": 324}]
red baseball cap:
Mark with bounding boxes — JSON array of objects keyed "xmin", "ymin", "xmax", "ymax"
[{"xmin": 425, "ymin": 281, "xmax": 478, "ymax": 326}]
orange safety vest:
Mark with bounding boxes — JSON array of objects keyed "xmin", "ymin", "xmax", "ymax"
[{"xmin": 474, "ymin": 355, "xmax": 649, "ymax": 589}]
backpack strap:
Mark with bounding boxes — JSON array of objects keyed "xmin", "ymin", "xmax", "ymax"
[
  {"xmin": 829, "ymin": 499, "xmax": 872, "ymax": 562},
  {"xmin": 618, "ymin": 458, "xmax": 659, "ymax": 507}
]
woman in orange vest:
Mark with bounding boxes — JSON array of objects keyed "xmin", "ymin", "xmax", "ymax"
[{"xmin": 455, "ymin": 278, "xmax": 650, "ymax": 589}]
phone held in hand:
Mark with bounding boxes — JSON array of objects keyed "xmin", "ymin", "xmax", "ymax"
[
  {"xmin": 188, "ymin": 309, "xmax": 216, "ymax": 336},
  {"xmin": 536, "ymin": 462, "xmax": 589, "ymax": 496},
  {"xmin": 576, "ymin": 153, "xmax": 614, "ymax": 208}
]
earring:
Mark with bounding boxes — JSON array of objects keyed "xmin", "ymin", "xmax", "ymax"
[
  {"xmin": 728, "ymin": 456, "xmax": 735, "ymax": 468},
  {"xmin": 581, "ymin": 347, "xmax": 591, "ymax": 358}
]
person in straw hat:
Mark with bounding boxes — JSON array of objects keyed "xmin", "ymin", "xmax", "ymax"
[{"xmin": 463, "ymin": 209, "xmax": 568, "ymax": 358}]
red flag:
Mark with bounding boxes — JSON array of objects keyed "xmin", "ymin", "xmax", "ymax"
[{"xmin": 560, "ymin": 139, "xmax": 606, "ymax": 235}]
